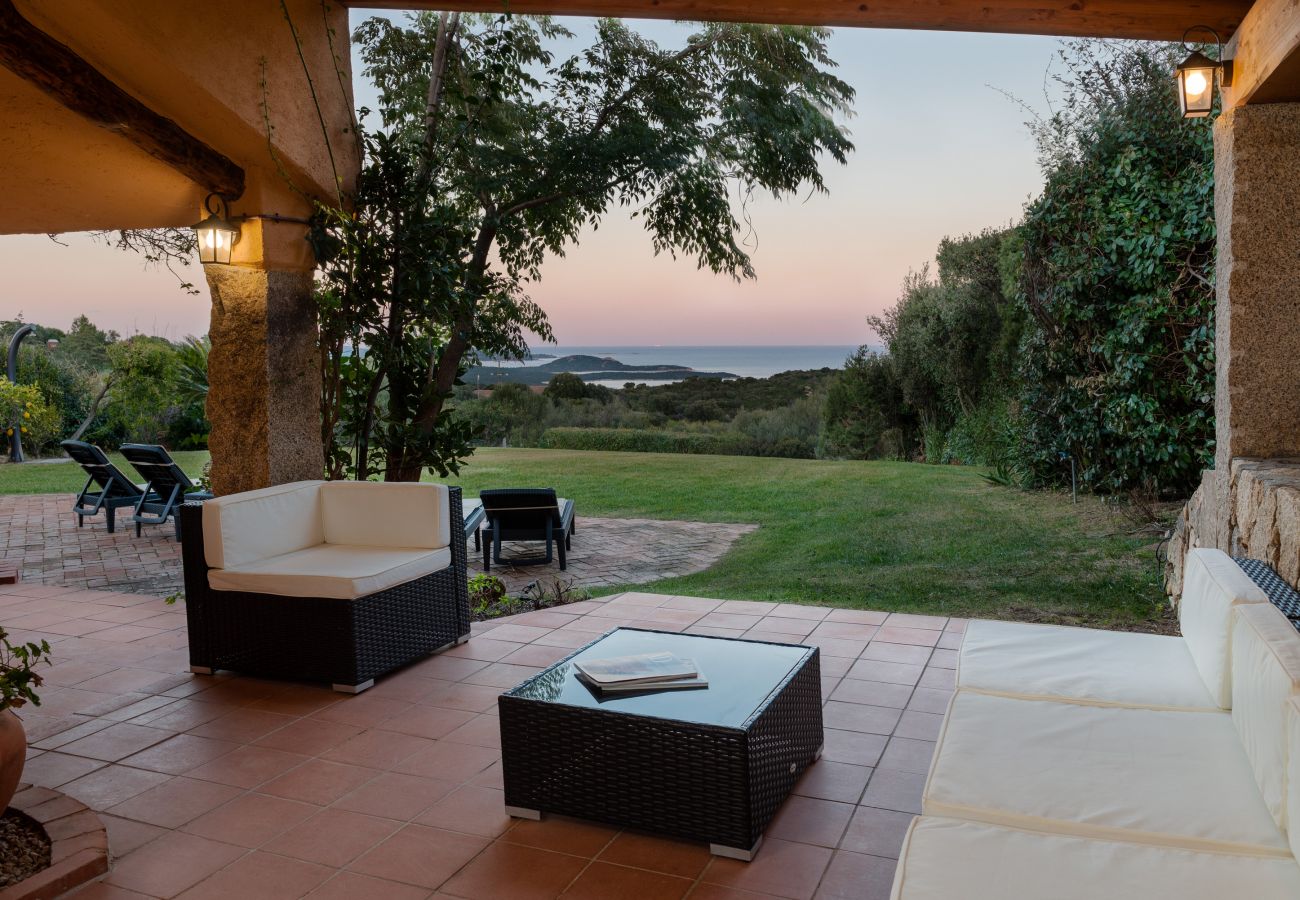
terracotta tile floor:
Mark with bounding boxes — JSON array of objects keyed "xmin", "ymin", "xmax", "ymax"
[{"xmin": 4, "ymin": 580, "xmax": 965, "ymax": 899}]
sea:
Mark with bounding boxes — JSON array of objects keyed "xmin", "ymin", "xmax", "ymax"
[{"xmin": 486, "ymin": 345, "xmax": 863, "ymax": 387}]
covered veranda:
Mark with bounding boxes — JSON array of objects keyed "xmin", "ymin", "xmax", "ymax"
[
  {"xmin": 3, "ymin": 0, "xmax": 1300, "ymax": 898},
  {"xmin": 3, "ymin": 0, "xmax": 1298, "ymax": 556}
]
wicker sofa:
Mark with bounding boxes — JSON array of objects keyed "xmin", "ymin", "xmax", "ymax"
[
  {"xmin": 180, "ymin": 480, "xmax": 470, "ymax": 694},
  {"xmin": 890, "ymin": 548, "xmax": 1300, "ymax": 899}
]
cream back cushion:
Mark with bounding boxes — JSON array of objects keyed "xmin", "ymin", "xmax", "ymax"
[
  {"xmin": 1181, "ymin": 548, "xmax": 1269, "ymax": 707},
  {"xmin": 1231, "ymin": 602, "xmax": 1300, "ymax": 831},
  {"xmin": 202, "ymin": 480, "xmax": 325, "ymax": 569},
  {"xmin": 320, "ymin": 481, "xmax": 450, "ymax": 550},
  {"xmin": 1288, "ymin": 696, "xmax": 1300, "ymax": 862}
]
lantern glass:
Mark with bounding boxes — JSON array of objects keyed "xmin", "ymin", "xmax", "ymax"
[
  {"xmin": 1177, "ymin": 65, "xmax": 1216, "ymax": 117},
  {"xmin": 196, "ymin": 221, "xmax": 237, "ymax": 264},
  {"xmin": 191, "ymin": 194, "xmax": 241, "ymax": 265}
]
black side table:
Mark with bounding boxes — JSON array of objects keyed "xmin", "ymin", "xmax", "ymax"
[{"xmin": 499, "ymin": 627, "xmax": 824, "ymax": 860}]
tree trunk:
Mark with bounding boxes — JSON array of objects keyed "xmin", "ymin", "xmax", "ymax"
[
  {"xmin": 70, "ymin": 375, "xmax": 113, "ymax": 441},
  {"xmin": 386, "ymin": 219, "xmax": 497, "ymax": 483},
  {"xmin": 417, "ymin": 12, "xmax": 458, "ymax": 186}
]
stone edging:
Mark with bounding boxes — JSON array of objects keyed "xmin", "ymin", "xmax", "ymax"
[{"xmin": 0, "ymin": 783, "xmax": 108, "ymax": 900}]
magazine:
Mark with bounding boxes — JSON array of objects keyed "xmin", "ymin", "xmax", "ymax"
[
  {"xmin": 576, "ymin": 670, "xmax": 708, "ymax": 694},
  {"xmin": 573, "ymin": 651, "xmax": 698, "ymax": 685}
]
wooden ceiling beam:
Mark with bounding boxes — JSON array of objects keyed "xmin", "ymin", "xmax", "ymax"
[
  {"xmin": 0, "ymin": 0, "xmax": 245, "ymax": 200},
  {"xmin": 346, "ymin": 0, "xmax": 1252, "ymax": 43},
  {"xmin": 1225, "ymin": 0, "xmax": 1300, "ymax": 105}
]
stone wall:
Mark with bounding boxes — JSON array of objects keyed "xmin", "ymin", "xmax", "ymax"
[{"xmin": 1167, "ymin": 458, "xmax": 1300, "ymax": 598}]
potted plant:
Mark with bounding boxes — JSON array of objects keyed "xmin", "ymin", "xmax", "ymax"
[{"xmin": 0, "ymin": 628, "xmax": 51, "ymax": 812}]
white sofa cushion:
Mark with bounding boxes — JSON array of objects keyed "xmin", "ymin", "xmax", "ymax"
[
  {"xmin": 207, "ymin": 544, "xmax": 451, "ymax": 600},
  {"xmin": 1288, "ymin": 696, "xmax": 1300, "ymax": 862},
  {"xmin": 1232, "ymin": 602, "xmax": 1300, "ymax": 832},
  {"xmin": 1182, "ymin": 548, "xmax": 1269, "ymax": 707},
  {"xmin": 958, "ymin": 619, "xmax": 1217, "ymax": 710},
  {"xmin": 922, "ymin": 691, "xmax": 1290, "ymax": 856},
  {"xmin": 890, "ymin": 816, "xmax": 1300, "ymax": 900},
  {"xmin": 320, "ymin": 481, "xmax": 450, "ymax": 550},
  {"xmin": 203, "ymin": 480, "xmax": 325, "ymax": 570}
]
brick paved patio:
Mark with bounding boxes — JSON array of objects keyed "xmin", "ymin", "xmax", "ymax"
[
  {"xmin": 0, "ymin": 494, "xmax": 756, "ymax": 597},
  {"xmin": 4, "ymin": 579, "xmax": 963, "ymax": 899}
]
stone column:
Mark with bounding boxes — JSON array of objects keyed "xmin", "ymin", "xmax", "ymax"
[
  {"xmin": 1211, "ymin": 102, "xmax": 1300, "ymax": 548},
  {"xmin": 204, "ymin": 219, "xmax": 323, "ymax": 495}
]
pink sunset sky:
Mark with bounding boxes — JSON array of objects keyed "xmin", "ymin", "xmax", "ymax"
[{"xmin": 0, "ymin": 16, "xmax": 1065, "ymax": 347}]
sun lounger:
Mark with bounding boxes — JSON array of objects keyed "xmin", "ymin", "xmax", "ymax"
[
  {"xmin": 119, "ymin": 443, "xmax": 210, "ymax": 539},
  {"xmin": 61, "ymin": 439, "xmax": 156, "ymax": 534},
  {"xmin": 479, "ymin": 488, "xmax": 576, "ymax": 571}
]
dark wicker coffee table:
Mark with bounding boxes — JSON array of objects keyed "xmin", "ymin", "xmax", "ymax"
[{"xmin": 498, "ymin": 626, "xmax": 823, "ymax": 860}]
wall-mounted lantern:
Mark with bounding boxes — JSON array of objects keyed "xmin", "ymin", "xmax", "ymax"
[
  {"xmin": 191, "ymin": 193, "xmax": 242, "ymax": 265},
  {"xmin": 1177, "ymin": 27, "xmax": 1233, "ymax": 119}
]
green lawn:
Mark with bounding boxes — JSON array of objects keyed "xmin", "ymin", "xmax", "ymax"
[
  {"xmin": 0, "ymin": 451, "xmax": 210, "ymax": 493},
  {"xmin": 0, "ymin": 447, "xmax": 1169, "ymax": 629}
]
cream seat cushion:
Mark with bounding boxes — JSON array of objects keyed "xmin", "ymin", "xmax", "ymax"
[
  {"xmin": 1182, "ymin": 548, "xmax": 1270, "ymax": 707},
  {"xmin": 958, "ymin": 619, "xmax": 1217, "ymax": 710},
  {"xmin": 207, "ymin": 544, "xmax": 452, "ymax": 600},
  {"xmin": 890, "ymin": 816, "xmax": 1300, "ymax": 900},
  {"xmin": 922, "ymin": 691, "xmax": 1290, "ymax": 856},
  {"xmin": 1231, "ymin": 602, "xmax": 1300, "ymax": 832},
  {"xmin": 203, "ymin": 480, "xmax": 325, "ymax": 570},
  {"xmin": 1288, "ymin": 696, "xmax": 1300, "ymax": 862},
  {"xmin": 320, "ymin": 481, "xmax": 450, "ymax": 549}
]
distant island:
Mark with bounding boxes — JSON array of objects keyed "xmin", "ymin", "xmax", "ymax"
[
  {"xmin": 478, "ymin": 351, "xmax": 557, "ymax": 362},
  {"xmin": 465, "ymin": 354, "xmax": 738, "ymax": 386}
]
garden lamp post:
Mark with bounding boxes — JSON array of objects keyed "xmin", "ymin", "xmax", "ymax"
[{"xmin": 6, "ymin": 323, "xmax": 34, "ymax": 463}]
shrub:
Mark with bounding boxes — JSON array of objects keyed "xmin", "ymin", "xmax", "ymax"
[
  {"xmin": 732, "ymin": 393, "xmax": 824, "ymax": 459},
  {"xmin": 14, "ymin": 347, "xmax": 97, "ymax": 438},
  {"xmin": 544, "ymin": 372, "xmax": 611, "ymax": 404},
  {"xmin": 0, "ymin": 378, "xmax": 62, "ymax": 457},
  {"xmin": 0, "ymin": 626, "xmax": 52, "ymax": 711},
  {"xmin": 469, "ymin": 574, "xmax": 509, "ymax": 617},
  {"xmin": 540, "ymin": 427, "xmax": 751, "ymax": 456},
  {"xmin": 97, "ymin": 336, "xmax": 204, "ymax": 447},
  {"xmin": 469, "ymin": 574, "xmax": 506, "ymax": 602},
  {"xmin": 942, "ymin": 398, "xmax": 1020, "ymax": 467},
  {"xmin": 823, "ymin": 349, "xmax": 913, "ymax": 459},
  {"xmin": 1014, "ymin": 41, "xmax": 1215, "ymax": 496}
]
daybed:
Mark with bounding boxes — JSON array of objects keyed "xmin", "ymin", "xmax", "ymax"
[
  {"xmin": 890, "ymin": 548, "xmax": 1300, "ymax": 899},
  {"xmin": 180, "ymin": 480, "xmax": 470, "ymax": 693}
]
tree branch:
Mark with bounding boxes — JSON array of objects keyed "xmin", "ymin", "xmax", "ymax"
[{"xmin": 417, "ymin": 11, "xmax": 459, "ymax": 186}]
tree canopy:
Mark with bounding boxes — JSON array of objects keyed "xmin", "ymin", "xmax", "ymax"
[
  {"xmin": 827, "ymin": 40, "xmax": 1216, "ymax": 497},
  {"xmin": 312, "ymin": 13, "xmax": 854, "ymax": 480}
]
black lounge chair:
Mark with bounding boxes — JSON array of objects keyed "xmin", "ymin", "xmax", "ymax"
[
  {"xmin": 61, "ymin": 439, "xmax": 157, "ymax": 534},
  {"xmin": 479, "ymin": 488, "xmax": 576, "ymax": 571},
  {"xmin": 120, "ymin": 443, "xmax": 211, "ymax": 539}
]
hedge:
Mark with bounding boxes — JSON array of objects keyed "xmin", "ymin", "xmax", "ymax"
[{"xmin": 540, "ymin": 427, "xmax": 753, "ymax": 456}]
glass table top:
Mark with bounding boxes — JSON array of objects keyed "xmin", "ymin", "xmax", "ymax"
[{"xmin": 503, "ymin": 627, "xmax": 813, "ymax": 728}]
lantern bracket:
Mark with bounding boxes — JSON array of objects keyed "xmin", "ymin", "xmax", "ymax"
[{"xmin": 1181, "ymin": 26, "xmax": 1233, "ymax": 86}]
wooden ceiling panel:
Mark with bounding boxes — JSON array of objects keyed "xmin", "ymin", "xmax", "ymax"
[{"xmin": 347, "ymin": 0, "xmax": 1253, "ymax": 42}]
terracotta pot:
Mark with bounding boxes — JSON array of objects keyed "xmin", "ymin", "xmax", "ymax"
[{"xmin": 0, "ymin": 708, "xmax": 25, "ymax": 812}]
